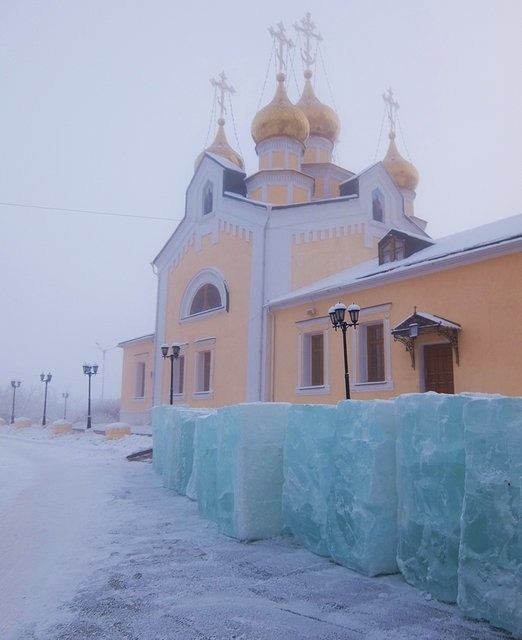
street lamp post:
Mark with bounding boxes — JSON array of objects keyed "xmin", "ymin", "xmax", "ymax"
[
  {"xmin": 82, "ymin": 364, "xmax": 98, "ymax": 429},
  {"xmin": 40, "ymin": 372, "xmax": 52, "ymax": 426},
  {"xmin": 161, "ymin": 343, "xmax": 181, "ymax": 405},
  {"xmin": 10, "ymin": 380, "xmax": 21, "ymax": 424},
  {"xmin": 328, "ymin": 302, "xmax": 361, "ymax": 400},
  {"xmin": 62, "ymin": 392, "xmax": 70, "ymax": 420}
]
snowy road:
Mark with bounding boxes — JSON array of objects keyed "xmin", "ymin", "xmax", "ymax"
[{"xmin": 0, "ymin": 429, "xmax": 512, "ymax": 640}]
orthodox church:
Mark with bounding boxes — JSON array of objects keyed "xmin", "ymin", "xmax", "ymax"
[{"xmin": 118, "ymin": 17, "xmax": 522, "ymax": 424}]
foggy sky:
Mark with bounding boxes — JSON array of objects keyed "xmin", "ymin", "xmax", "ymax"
[{"xmin": 1, "ymin": 0, "xmax": 521, "ymax": 405}]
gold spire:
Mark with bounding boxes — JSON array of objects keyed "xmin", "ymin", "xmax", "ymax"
[
  {"xmin": 383, "ymin": 132, "xmax": 419, "ymax": 190},
  {"xmin": 251, "ymin": 72, "xmax": 309, "ymax": 144},
  {"xmin": 382, "ymin": 88, "xmax": 419, "ymax": 191},
  {"xmin": 297, "ymin": 69, "xmax": 340, "ymax": 143},
  {"xmin": 251, "ymin": 23, "xmax": 309, "ymax": 145},
  {"xmin": 294, "ymin": 14, "xmax": 339, "ymax": 144},
  {"xmin": 195, "ymin": 72, "xmax": 244, "ymax": 171},
  {"xmin": 195, "ymin": 117, "xmax": 244, "ymax": 171}
]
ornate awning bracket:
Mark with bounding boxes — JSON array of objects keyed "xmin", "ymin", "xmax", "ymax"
[
  {"xmin": 436, "ymin": 326, "xmax": 460, "ymax": 366},
  {"xmin": 393, "ymin": 334, "xmax": 416, "ymax": 369},
  {"xmin": 391, "ymin": 309, "xmax": 461, "ymax": 370}
]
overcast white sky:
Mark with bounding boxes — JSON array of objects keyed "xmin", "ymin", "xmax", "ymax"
[{"xmin": 0, "ymin": 0, "xmax": 521, "ymax": 403}]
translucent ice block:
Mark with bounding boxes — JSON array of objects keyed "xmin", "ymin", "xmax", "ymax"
[
  {"xmin": 194, "ymin": 411, "xmax": 220, "ymax": 522},
  {"xmin": 327, "ymin": 400, "xmax": 398, "ymax": 576},
  {"xmin": 162, "ymin": 408, "xmax": 210, "ymax": 495},
  {"xmin": 217, "ymin": 403, "xmax": 290, "ymax": 540},
  {"xmin": 396, "ymin": 393, "xmax": 467, "ymax": 602},
  {"xmin": 282, "ymin": 404, "xmax": 337, "ymax": 556},
  {"xmin": 152, "ymin": 404, "xmax": 169, "ymax": 475},
  {"xmin": 458, "ymin": 396, "xmax": 522, "ymax": 636}
]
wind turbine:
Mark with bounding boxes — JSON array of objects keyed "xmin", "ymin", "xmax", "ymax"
[{"xmin": 95, "ymin": 342, "xmax": 116, "ymax": 402}]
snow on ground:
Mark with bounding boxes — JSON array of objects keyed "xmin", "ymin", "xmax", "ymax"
[{"xmin": 0, "ymin": 426, "xmax": 512, "ymax": 640}]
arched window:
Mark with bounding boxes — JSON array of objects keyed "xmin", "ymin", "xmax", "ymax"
[
  {"xmin": 189, "ymin": 283, "xmax": 222, "ymax": 315},
  {"xmin": 180, "ymin": 268, "xmax": 229, "ymax": 320},
  {"xmin": 372, "ymin": 188, "xmax": 384, "ymax": 222},
  {"xmin": 202, "ymin": 182, "xmax": 213, "ymax": 215}
]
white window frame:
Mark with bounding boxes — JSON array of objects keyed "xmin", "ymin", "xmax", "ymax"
[
  {"xmin": 351, "ymin": 304, "xmax": 394, "ymax": 392},
  {"xmin": 193, "ymin": 337, "xmax": 215, "ymax": 399},
  {"xmin": 134, "ymin": 360, "xmax": 146, "ymax": 399},
  {"xmin": 171, "ymin": 349, "xmax": 187, "ymax": 401},
  {"xmin": 296, "ymin": 317, "xmax": 330, "ymax": 395},
  {"xmin": 180, "ymin": 268, "xmax": 228, "ymax": 322},
  {"xmin": 202, "ymin": 180, "xmax": 214, "ymax": 216}
]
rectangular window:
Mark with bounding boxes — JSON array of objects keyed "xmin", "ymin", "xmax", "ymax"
[
  {"xmin": 174, "ymin": 355, "xmax": 185, "ymax": 394},
  {"xmin": 196, "ymin": 350, "xmax": 212, "ymax": 392},
  {"xmin": 366, "ymin": 324, "xmax": 385, "ymax": 382},
  {"xmin": 302, "ymin": 332, "xmax": 324, "ymax": 387},
  {"xmin": 135, "ymin": 361, "xmax": 146, "ymax": 398}
]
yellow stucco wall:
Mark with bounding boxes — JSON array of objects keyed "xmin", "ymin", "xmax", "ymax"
[
  {"xmin": 272, "ymin": 252, "xmax": 522, "ymax": 402},
  {"xmin": 162, "ymin": 229, "xmax": 253, "ymax": 408},
  {"xmin": 329, "ymin": 180, "xmax": 340, "ymax": 197},
  {"xmin": 267, "ymin": 184, "xmax": 288, "ymax": 204},
  {"xmin": 293, "ymin": 185, "xmax": 308, "ymax": 203},
  {"xmin": 120, "ymin": 338, "xmax": 154, "ymax": 413},
  {"xmin": 292, "ymin": 229, "xmax": 378, "ymax": 289},
  {"xmin": 272, "ymin": 150, "xmax": 284, "ymax": 169}
]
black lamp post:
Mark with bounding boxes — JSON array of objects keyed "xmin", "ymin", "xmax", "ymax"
[
  {"xmin": 161, "ymin": 343, "xmax": 180, "ymax": 405},
  {"xmin": 328, "ymin": 301, "xmax": 361, "ymax": 400},
  {"xmin": 40, "ymin": 372, "xmax": 52, "ymax": 426},
  {"xmin": 10, "ymin": 380, "xmax": 21, "ymax": 424},
  {"xmin": 62, "ymin": 392, "xmax": 70, "ymax": 420},
  {"xmin": 82, "ymin": 364, "xmax": 98, "ymax": 429}
]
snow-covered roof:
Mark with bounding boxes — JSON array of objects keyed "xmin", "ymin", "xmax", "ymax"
[
  {"xmin": 205, "ymin": 152, "xmax": 246, "ymax": 174},
  {"xmin": 392, "ymin": 311, "xmax": 461, "ymax": 333},
  {"xmin": 268, "ymin": 213, "xmax": 522, "ymax": 307},
  {"xmin": 117, "ymin": 333, "xmax": 155, "ymax": 348}
]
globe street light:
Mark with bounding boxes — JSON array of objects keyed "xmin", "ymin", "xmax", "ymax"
[
  {"xmin": 10, "ymin": 380, "xmax": 21, "ymax": 424},
  {"xmin": 40, "ymin": 372, "xmax": 52, "ymax": 426},
  {"xmin": 161, "ymin": 343, "xmax": 180, "ymax": 405},
  {"xmin": 82, "ymin": 364, "xmax": 98, "ymax": 429},
  {"xmin": 328, "ymin": 302, "xmax": 361, "ymax": 400},
  {"xmin": 62, "ymin": 392, "xmax": 70, "ymax": 420}
]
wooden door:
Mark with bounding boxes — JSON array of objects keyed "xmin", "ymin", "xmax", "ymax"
[{"xmin": 424, "ymin": 343, "xmax": 454, "ymax": 394}]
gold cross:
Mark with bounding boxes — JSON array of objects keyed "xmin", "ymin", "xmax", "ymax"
[
  {"xmin": 269, "ymin": 22, "xmax": 294, "ymax": 74},
  {"xmin": 383, "ymin": 87, "xmax": 400, "ymax": 135},
  {"xmin": 294, "ymin": 12, "xmax": 322, "ymax": 71},
  {"xmin": 210, "ymin": 71, "xmax": 235, "ymax": 121}
]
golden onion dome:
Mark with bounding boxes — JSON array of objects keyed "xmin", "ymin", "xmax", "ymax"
[
  {"xmin": 195, "ymin": 118, "xmax": 244, "ymax": 171},
  {"xmin": 251, "ymin": 73, "xmax": 309, "ymax": 145},
  {"xmin": 297, "ymin": 69, "xmax": 340, "ymax": 143},
  {"xmin": 382, "ymin": 132, "xmax": 419, "ymax": 191}
]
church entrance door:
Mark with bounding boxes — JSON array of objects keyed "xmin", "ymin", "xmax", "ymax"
[{"xmin": 423, "ymin": 343, "xmax": 454, "ymax": 394}]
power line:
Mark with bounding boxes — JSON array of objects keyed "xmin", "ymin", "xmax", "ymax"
[{"xmin": 0, "ymin": 201, "xmax": 181, "ymax": 223}]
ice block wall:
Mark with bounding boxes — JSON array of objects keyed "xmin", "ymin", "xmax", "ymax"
[
  {"xmin": 153, "ymin": 395, "xmax": 521, "ymax": 638},
  {"xmin": 396, "ymin": 393, "xmax": 467, "ymax": 602},
  {"xmin": 327, "ymin": 400, "xmax": 398, "ymax": 576},
  {"xmin": 458, "ymin": 396, "xmax": 522, "ymax": 636},
  {"xmin": 283, "ymin": 404, "xmax": 337, "ymax": 556}
]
